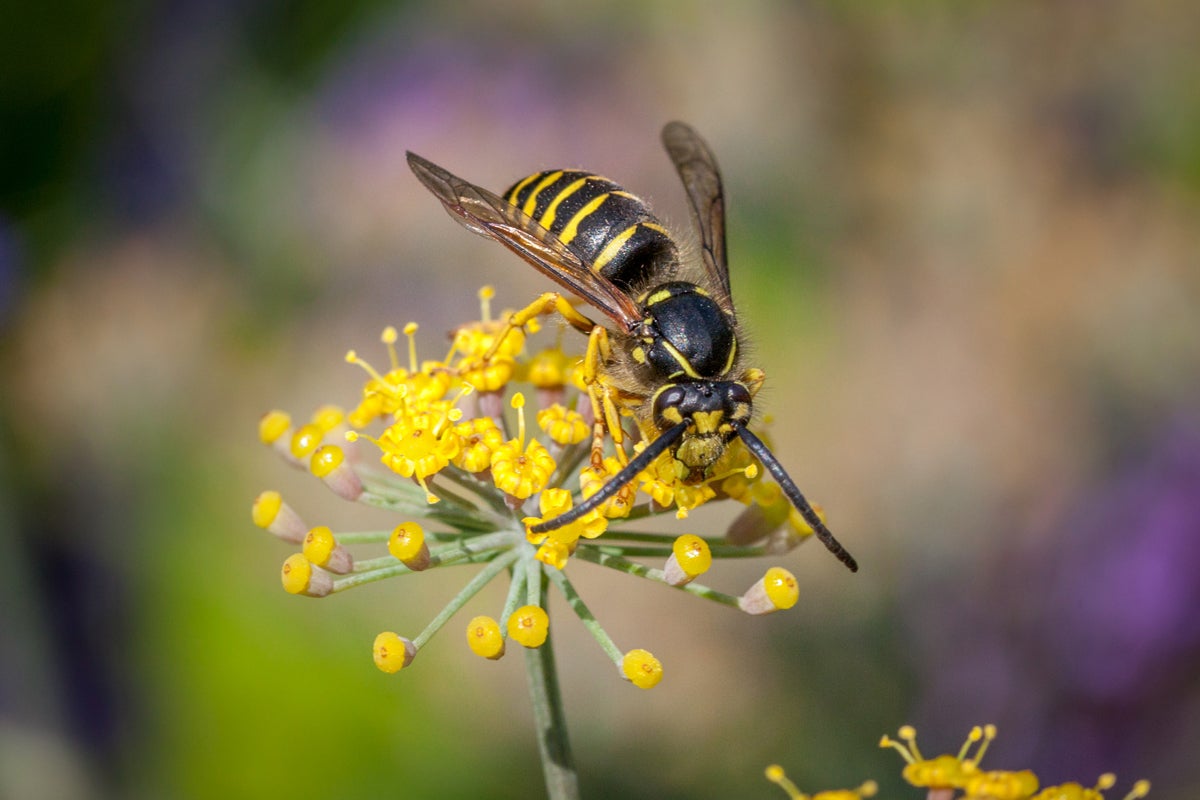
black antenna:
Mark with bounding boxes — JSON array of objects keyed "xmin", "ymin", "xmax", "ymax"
[
  {"xmin": 529, "ymin": 422, "xmax": 689, "ymax": 534},
  {"xmin": 735, "ymin": 425, "xmax": 858, "ymax": 572}
]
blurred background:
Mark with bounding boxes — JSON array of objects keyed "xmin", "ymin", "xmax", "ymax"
[{"xmin": 3, "ymin": 1, "xmax": 1199, "ymax": 798}]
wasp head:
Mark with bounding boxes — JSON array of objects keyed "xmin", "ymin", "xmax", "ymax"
[{"xmin": 651, "ymin": 380, "xmax": 753, "ymax": 479}]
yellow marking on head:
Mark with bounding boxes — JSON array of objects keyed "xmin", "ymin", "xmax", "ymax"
[
  {"xmin": 521, "ymin": 170, "xmax": 565, "ymax": 216},
  {"xmin": 505, "ymin": 172, "xmax": 541, "ymax": 204},
  {"xmin": 660, "ymin": 406, "xmax": 684, "ymax": 424},
  {"xmin": 560, "ymin": 192, "xmax": 610, "ymax": 244},
  {"xmin": 593, "ymin": 223, "xmax": 640, "ymax": 272},
  {"xmin": 692, "ymin": 410, "xmax": 725, "ymax": 434},
  {"xmin": 538, "ymin": 176, "xmax": 589, "ymax": 229},
  {"xmin": 631, "ymin": 346, "xmax": 646, "ymax": 363}
]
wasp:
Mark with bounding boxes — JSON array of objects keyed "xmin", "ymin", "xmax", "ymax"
[{"xmin": 406, "ymin": 122, "xmax": 857, "ymax": 572}]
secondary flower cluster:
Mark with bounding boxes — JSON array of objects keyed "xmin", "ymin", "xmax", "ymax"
[
  {"xmin": 766, "ymin": 725, "xmax": 1151, "ymax": 800},
  {"xmin": 253, "ymin": 286, "xmax": 822, "ymax": 687}
]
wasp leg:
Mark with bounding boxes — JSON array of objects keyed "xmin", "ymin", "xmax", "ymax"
[
  {"xmin": 741, "ymin": 367, "xmax": 766, "ymax": 398},
  {"xmin": 483, "ymin": 292, "xmax": 594, "ymax": 361},
  {"xmin": 581, "ymin": 325, "xmax": 630, "ymax": 470}
]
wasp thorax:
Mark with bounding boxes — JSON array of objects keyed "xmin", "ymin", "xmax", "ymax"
[{"xmin": 638, "ymin": 282, "xmax": 737, "ymax": 379}]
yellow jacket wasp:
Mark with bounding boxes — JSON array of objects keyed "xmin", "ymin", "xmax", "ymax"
[{"xmin": 406, "ymin": 122, "xmax": 857, "ymax": 572}]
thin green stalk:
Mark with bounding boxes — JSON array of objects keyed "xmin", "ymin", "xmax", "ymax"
[
  {"xmin": 545, "ymin": 565, "xmax": 622, "ymax": 665},
  {"xmin": 524, "ymin": 567, "xmax": 579, "ymax": 800},
  {"xmin": 411, "ymin": 548, "xmax": 520, "ymax": 649},
  {"xmin": 572, "ymin": 546, "xmax": 742, "ymax": 609}
]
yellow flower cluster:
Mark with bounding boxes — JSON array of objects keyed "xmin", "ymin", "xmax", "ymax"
[
  {"xmin": 880, "ymin": 725, "xmax": 1150, "ymax": 800},
  {"xmin": 253, "ymin": 286, "xmax": 834, "ymax": 685},
  {"xmin": 768, "ymin": 725, "xmax": 1151, "ymax": 799}
]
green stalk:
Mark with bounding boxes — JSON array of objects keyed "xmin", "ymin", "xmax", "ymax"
[{"xmin": 524, "ymin": 564, "xmax": 580, "ymax": 800}]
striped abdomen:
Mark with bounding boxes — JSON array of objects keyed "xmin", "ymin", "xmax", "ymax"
[{"xmin": 504, "ymin": 170, "xmax": 679, "ymax": 292}]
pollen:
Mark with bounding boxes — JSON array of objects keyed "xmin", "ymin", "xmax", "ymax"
[
  {"xmin": 507, "ymin": 605, "xmax": 550, "ymax": 648},
  {"xmin": 621, "ymin": 649, "xmax": 663, "ymax": 689},
  {"xmin": 373, "ymin": 631, "xmax": 416, "ymax": 673},
  {"xmin": 466, "ymin": 616, "xmax": 506, "ymax": 660}
]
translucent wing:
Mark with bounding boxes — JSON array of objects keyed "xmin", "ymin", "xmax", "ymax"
[
  {"xmin": 661, "ymin": 121, "xmax": 734, "ymax": 317},
  {"xmin": 406, "ymin": 152, "xmax": 642, "ymax": 332}
]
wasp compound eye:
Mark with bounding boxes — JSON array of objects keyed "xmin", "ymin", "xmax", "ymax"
[{"xmin": 652, "ymin": 385, "xmax": 689, "ymax": 426}]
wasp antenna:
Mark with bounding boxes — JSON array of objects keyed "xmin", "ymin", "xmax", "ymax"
[
  {"xmin": 734, "ymin": 425, "xmax": 858, "ymax": 573},
  {"xmin": 530, "ymin": 421, "xmax": 689, "ymax": 534}
]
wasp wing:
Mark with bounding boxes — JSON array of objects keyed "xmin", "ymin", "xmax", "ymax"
[
  {"xmin": 661, "ymin": 121, "xmax": 734, "ymax": 318},
  {"xmin": 406, "ymin": 152, "xmax": 642, "ymax": 333}
]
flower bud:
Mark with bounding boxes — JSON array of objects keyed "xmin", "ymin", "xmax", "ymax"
[
  {"xmin": 252, "ymin": 491, "xmax": 308, "ymax": 544},
  {"xmin": 621, "ymin": 649, "xmax": 663, "ymax": 689},
  {"xmin": 310, "ymin": 444, "xmax": 364, "ymax": 501},
  {"xmin": 388, "ymin": 522, "xmax": 431, "ymax": 571},
  {"xmin": 280, "ymin": 554, "xmax": 333, "ymax": 597},
  {"xmin": 738, "ymin": 567, "xmax": 799, "ymax": 614},
  {"xmin": 465, "ymin": 616, "xmax": 506, "ymax": 660},
  {"xmin": 302, "ymin": 525, "xmax": 354, "ymax": 574},
  {"xmin": 663, "ymin": 534, "xmax": 712, "ymax": 586},
  {"xmin": 373, "ymin": 632, "xmax": 416, "ymax": 673}
]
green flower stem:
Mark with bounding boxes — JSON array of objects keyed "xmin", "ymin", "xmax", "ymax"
[
  {"xmin": 545, "ymin": 565, "xmax": 623, "ymax": 666},
  {"xmin": 588, "ymin": 542, "xmax": 770, "ymax": 560},
  {"xmin": 572, "ymin": 546, "xmax": 742, "ymax": 609},
  {"xmin": 524, "ymin": 548, "xmax": 542, "ymax": 606},
  {"xmin": 547, "ymin": 440, "xmax": 589, "ymax": 489},
  {"xmin": 500, "ymin": 557, "xmax": 528, "ymax": 628},
  {"xmin": 331, "ymin": 530, "xmax": 394, "ymax": 544},
  {"xmin": 332, "ymin": 547, "xmax": 496, "ymax": 592},
  {"xmin": 411, "ymin": 548, "xmax": 522, "ymax": 649},
  {"xmin": 433, "ymin": 466, "xmax": 514, "ymax": 517},
  {"xmin": 357, "ymin": 489, "xmax": 484, "ymax": 527},
  {"xmin": 524, "ymin": 568, "xmax": 580, "ymax": 800}
]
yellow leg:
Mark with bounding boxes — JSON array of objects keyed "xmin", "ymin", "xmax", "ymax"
[
  {"xmin": 484, "ymin": 292, "xmax": 595, "ymax": 361},
  {"xmin": 580, "ymin": 325, "xmax": 627, "ymax": 469},
  {"xmin": 741, "ymin": 367, "xmax": 766, "ymax": 398}
]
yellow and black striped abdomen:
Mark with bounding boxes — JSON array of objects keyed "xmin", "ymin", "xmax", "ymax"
[{"xmin": 504, "ymin": 170, "xmax": 679, "ymax": 292}]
